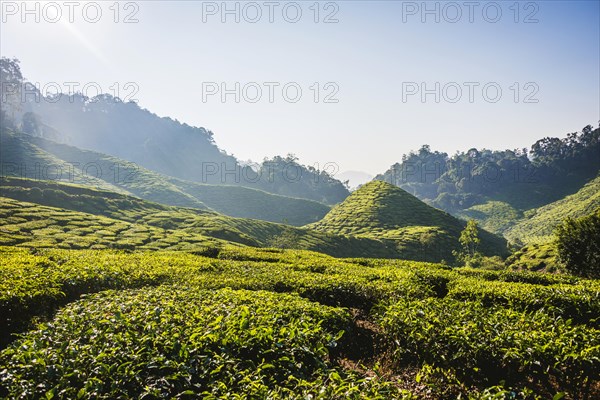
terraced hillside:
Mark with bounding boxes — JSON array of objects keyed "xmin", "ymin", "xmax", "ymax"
[
  {"xmin": 0, "ymin": 178, "xmax": 399, "ymax": 258},
  {"xmin": 505, "ymin": 174, "xmax": 600, "ymax": 244},
  {"xmin": 310, "ymin": 180, "xmax": 508, "ymax": 261},
  {"xmin": 0, "ymin": 197, "xmax": 224, "ymax": 251},
  {"xmin": 505, "ymin": 242, "xmax": 562, "ymax": 273},
  {"xmin": 0, "ymin": 129, "xmax": 330, "ymax": 225}
]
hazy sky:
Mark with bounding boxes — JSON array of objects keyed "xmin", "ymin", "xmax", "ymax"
[{"xmin": 2, "ymin": 0, "xmax": 599, "ymax": 175}]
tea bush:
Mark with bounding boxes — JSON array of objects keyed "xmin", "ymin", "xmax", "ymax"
[
  {"xmin": 377, "ymin": 297, "xmax": 600, "ymax": 397},
  {"xmin": 0, "ymin": 287, "xmax": 411, "ymax": 399},
  {"xmin": 0, "ymin": 246, "xmax": 598, "ymax": 398}
]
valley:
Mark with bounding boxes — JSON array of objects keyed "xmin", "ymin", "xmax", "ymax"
[{"xmin": 0, "ymin": 51, "xmax": 599, "ymax": 399}]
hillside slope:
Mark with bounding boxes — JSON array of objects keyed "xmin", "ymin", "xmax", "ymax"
[
  {"xmin": 458, "ymin": 201, "xmax": 523, "ymax": 236},
  {"xmin": 505, "ymin": 174, "xmax": 600, "ymax": 244},
  {"xmin": 0, "ymin": 130, "xmax": 330, "ymax": 225},
  {"xmin": 0, "ymin": 196, "xmax": 222, "ymax": 251},
  {"xmin": 168, "ymin": 178, "xmax": 330, "ymax": 225},
  {"xmin": 0, "ymin": 178, "xmax": 399, "ymax": 258},
  {"xmin": 310, "ymin": 180, "xmax": 508, "ymax": 261}
]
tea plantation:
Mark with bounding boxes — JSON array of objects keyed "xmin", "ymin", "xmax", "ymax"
[
  {"xmin": 1, "ymin": 246, "xmax": 598, "ymax": 398},
  {"xmin": 310, "ymin": 181, "xmax": 508, "ymax": 261}
]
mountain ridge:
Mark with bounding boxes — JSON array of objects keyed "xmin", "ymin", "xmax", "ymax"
[{"xmin": 0, "ymin": 129, "xmax": 331, "ymax": 225}]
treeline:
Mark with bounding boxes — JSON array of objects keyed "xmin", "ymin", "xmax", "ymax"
[
  {"xmin": 247, "ymin": 155, "xmax": 348, "ymax": 204},
  {"xmin": 376, "ymin": 125, "xmax": 600, "ymax": 212}
]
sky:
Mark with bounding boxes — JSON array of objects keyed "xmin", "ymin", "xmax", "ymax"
[{"xmin": 1, "ymin": 0, "xmax": 599, "ymax": 175}]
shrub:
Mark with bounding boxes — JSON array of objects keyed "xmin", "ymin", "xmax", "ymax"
[{"xmin": 555, "ymin": 210, "xmax": 600, "ymax": 278}]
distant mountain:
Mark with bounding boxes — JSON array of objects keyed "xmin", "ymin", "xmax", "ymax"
[
  {"xmin": 26, "ymin": 93, "xmax": 237, "ymax": 184},
  {"xmin": 310, "ymin": 180, "xmax": 507, "ymax": 262},
  {"xmin": 247, "ymin": 155, "xmax": 349, "ymax": 204},
  {"xmin": 1, "ymin": 57, "xmax": 349, "ymax": 205},
  {"xmin": 0, "ymin": 129, "xmax": 330, "ymax": 225}
]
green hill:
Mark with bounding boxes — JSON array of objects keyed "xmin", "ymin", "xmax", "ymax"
[
  {"xmin": 310, "ymin": 180, "xmax": 508, "ymax": 261},
  {"xmin": 0, "ymin": 129, "xmax": 206, "ymax": 208},
  {"xmin": 0, "ymin": 129, "xmax": 330, "ymax": 225},
  {"xmin": 0, "ymin": 196, "xmax": 223, "ymax": 251},
  {"xmin": 0, "ymin": 177, "xmax": 399, "ymax": 258},
  {"xmin": 505, "ymin": 174, "xmax": 600, "ymax": 244}
]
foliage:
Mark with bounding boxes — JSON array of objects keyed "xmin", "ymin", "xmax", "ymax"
[
  {"xmin": 0, "ymin": 56, "xmax": 23, "ymax": 123},
  {"xmin": 377, "ymin": 297, "xmax": 599, "ymax": 398},
  {"xmin": 459, "ymin": 219, "xmax": 481, "ymax": 258},
  {"xmin": 555, "ymin": 210, "xmax": 600, "ymax": 278},
  {"xmin": 459, "ymin": 200, "xmax": 523, "ymax": 235},
  {"xmin": 377, "ymin": 126, "xmax": 599, "ymax": 211},
  {"xmin": 0, "ymin": 246, "xmax": 598, "ymax": 398},
  {"xmin": 267, "ymin": 226, "xmax": 302, "ymax": 249},
  {"xmin": 505, "ymin": 242, "xmax": 563, "ymax": 273},
  {"xmin": 1, "ymin": 287, "xmax": 371, "ymax": 399},
  {"xmin": 249, "ymin": 154, "xmax": 349, "ymax": 204}
]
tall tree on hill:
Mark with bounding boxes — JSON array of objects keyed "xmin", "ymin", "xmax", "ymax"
[
  {"xmin": 454, "ymin": 219, "xmax": 482, "ymax": 266},
  {"xmin": 0, "ymin": 57, "xmax": 24, "ymax": 126},
  {"xmin": 460, "ymin": 219, "xmax": 481, "ymax": 258}
]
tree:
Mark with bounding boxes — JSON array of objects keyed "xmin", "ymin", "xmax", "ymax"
[
  {"xmin": 0, "ymin": 57, "xmax": 24, "ymax": 121},
  {"xmin": 22, "ymin": 112, "xmax": 41, "ymax": 136},
  {"xmin": 453, "ymin": 219, "xmax": 482, "ymax": 266},
  {"xmin": 555, "ymin": 211, "xmax": 600, "ymax": 278},
  {"xmin": 267, "ymin": 227, "xmax": 300, "ymax": 250},
  {"xmin": 460, "ymin": 219, "xmax": 480, "ymax": 258}
]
